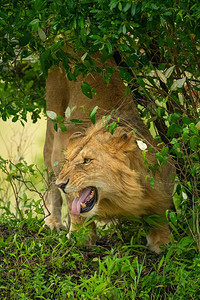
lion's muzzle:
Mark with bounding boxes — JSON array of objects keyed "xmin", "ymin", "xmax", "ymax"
[{"xmin": 56, "ymin": 179, "xmax": 98, "ymax": 216}]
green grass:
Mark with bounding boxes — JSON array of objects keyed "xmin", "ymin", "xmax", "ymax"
[{"xmin": 0, "ymin": 203, "xmax": 199, "ymax": 300}]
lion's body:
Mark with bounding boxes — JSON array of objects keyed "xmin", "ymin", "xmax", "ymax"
[{"xmin": 44, "ymin": 51, "xmax": 175, "ymax": 253}]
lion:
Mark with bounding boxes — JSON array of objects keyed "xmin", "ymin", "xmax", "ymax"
[{"xmin": 44, "ymin": 50, "xmax": 175, "ymax": 253}]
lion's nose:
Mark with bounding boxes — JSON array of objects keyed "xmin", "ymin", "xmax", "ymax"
[{"xmin": 56, "ymin": 179, "xmax": 69, "ymax": 192}]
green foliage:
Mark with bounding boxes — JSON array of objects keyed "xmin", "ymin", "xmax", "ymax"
[
  {"xmin": 103, "ymin": 115, "xmax": 119, "ymax": 134},
  {"xmin": 0, "ymin": 206, "xmax": 199, "ymax": 299},
  {"xmin": 0, "ymin": 62, "xmax": 45, "ymax": 124},
  {"xmin": 0, "ymin": 157, "xmax": 45, "ymax": 221}
]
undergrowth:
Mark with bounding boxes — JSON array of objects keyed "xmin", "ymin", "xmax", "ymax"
[
  {"xmin": 0, "ymin": 201, "xmax": 199, "ymax": 300},
  {"xmin": 0, "ymin": 150, "xmax": 199, "ymax": 299}
]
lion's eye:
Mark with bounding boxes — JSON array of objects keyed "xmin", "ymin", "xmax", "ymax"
[{"xmin": 82, "ymin": 158, "xmax": 92, "ymax": 165}]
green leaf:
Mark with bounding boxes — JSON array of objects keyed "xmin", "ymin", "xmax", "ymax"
[
  {"xmin": 182, "ymin": 133, "xmax": 188, "ymax": 143},
  {"xmin": 157, "ymin": 107, "xmax": 165, "ymax": 118},
  {"xmin": 189, "ymin": 123, "xmax": 199, "ymax": 135},
  {"xmin": 156, "ymin": 152, "xmax": 164, "ymax": 162},
  {"xmin": 62, "ymin": 56, "xmax": 70, "ymax": 72},
  {"xmin": 169, "ymin": 212, "xmax": 177, "ymax": 226},
  {"xmin": 2, "ymin": 113, "xmax": 7, "ymax": 121},
  {"xmin": 46, "ymin": 110, "xmax": 57, "ymax": 120},
  {"xmin": 158, "ymin": 256, "xmax": 165, "ymax": 271},
  {"xmin": 149, "ymin": 177, "xmax": 155, "ymax": 187},
  {"xmin": 118, "ymin": 1, "xmax": 122, "ymax": 11},
  {"xmin": 165, "ymin": 65, "xmax": 175, "ymax": 78},
  {"xmin": 107, "ymin": 41, "xmax": 113, "ymax": 54},
  {"xmin": 125, "ymin": 85, "xmax": 131, "ymax": 96},
  {"xmin": 80, "ymin": 28, "xmax": 87, "ymax": 44},
  {"xmin": 196, "ymin": 121, "xmax": 200, "ymax": 130},
  {"xmin": 70, "ymin": 119, "xmax": 83, "ymax": 123},
  {"xmin": 65, "ymin": 106, "xmax": 77, "ymax": 119},
  {"xmin": 161, "ymin": 146, "xmax": 169, "ymax": 156},
  {"xmin": 38, "ymin": 27, "xmax": 46, "ymax": 41},
  {"xmin": 109, "ymin": 121, "xmax": 118, "ymax": 134},
  {"xmin": 28, "ymin": 19, "xmax": 40, "ymax": 26},
  {"xmin": 123, "ymin": 2, "xmax": 131, "ymax": 12},
  {"xmin": 122, "ymin": 24, "xmax": 127, "ymax": 34},
  {"xmin": 59, "ymin": 124, "xmax": 67, "ymax": 132},
  {"xmin": 165, "ymin": 247, "xmax": 174, "ymax": 263},
  {"xmin": 170, "ymin": 77, "xmax": 186, "ymax": 91},
  {"xmin": 109, "ymin": 0, "xmax": 119, "ymax": 10},
  {"xmin": 81, "ymin": 82, "xmax": 93, "ymax": 99},
  {"xmin": 54, "ymin": 123, "xmax": 58, "ymax": 131},
  {"xmin": 56, "ymin": 115, "xmax": 65, "ymax": 123},
  {"xmin": 12, "ymin": 115, "xmax": 18, "ymax": 122},
  {"xmin": 90, "ymin": 35, "xmax": 102, "ymax": 40},
  {"xmin": 131, "ymin": 3, "xmax": 136, "ymax": 16},
  {"xmin": 156, "ymin": 69, "xmax": 167, "ymax": 84},
  {"xmin": 89, "ymin": 106, "xmax": 98, "ymax": 124}
]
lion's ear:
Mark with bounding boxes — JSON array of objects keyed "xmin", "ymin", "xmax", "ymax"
[{"xmin": 111, "ymin": 132, "xmax": 136, "ymax": 152}]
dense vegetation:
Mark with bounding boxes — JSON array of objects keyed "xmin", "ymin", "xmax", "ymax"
[{"xmin": 0, "ymin": 0, "xmax": 200, "ymax": 298}]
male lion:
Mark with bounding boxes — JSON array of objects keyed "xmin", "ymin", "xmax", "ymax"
[{"xmin": 44, "ymin": 51, "xmax": 174, "ymax": 253}]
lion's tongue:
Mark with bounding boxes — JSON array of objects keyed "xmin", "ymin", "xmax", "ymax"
[{"xmin": 71, "ymin": 188, "xmax": 92, "ymax": 215}]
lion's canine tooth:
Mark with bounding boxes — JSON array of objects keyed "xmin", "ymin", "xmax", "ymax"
[
  {"xmin": 75, "ymin": 192, "xmax": 79, "ymax": 197},
  {"xmin": 80, "ymin": 203, "xmax": 86, "ymax": 208},
  {"xmin": 89, "ymin": 190, "xmax": 95, "ymax": 199}
]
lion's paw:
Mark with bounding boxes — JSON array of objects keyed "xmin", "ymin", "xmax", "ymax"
[
  {"xmin": 146, "ymin": 231, "xmax": 170, "ymax": 254},
  {"xmin": 44, "ymin": 217, "xmax": 67, "ymax": 231},
  {"xmin": 147, "ymin": 242, "xmax": 162, "ymax": 254}
]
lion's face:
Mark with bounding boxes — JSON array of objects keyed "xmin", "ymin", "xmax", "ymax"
[{"xmin": 56, "ymin": 123, "xmax": 143, "ymax": 218}]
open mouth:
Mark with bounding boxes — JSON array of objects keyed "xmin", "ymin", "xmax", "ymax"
[{"xmin": 71, "ymin": 187, "xmax": 98, "ymax": 216}]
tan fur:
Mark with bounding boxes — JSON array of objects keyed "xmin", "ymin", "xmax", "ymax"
[{"xmin": 44, "ymin": 50, "xmax": 175, "ymax": 253}]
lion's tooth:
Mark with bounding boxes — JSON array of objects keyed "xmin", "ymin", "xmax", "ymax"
[
  {"xmin": 75, "ymin": 192, "xmax": 79, "ymax": 197},
  {"xmin": 80, "ymin": 203, "xmax": 86, "ymax": 208},
  {"xmin": 89, "ymin": 190, "xmax": 95, "ymax": 199}
]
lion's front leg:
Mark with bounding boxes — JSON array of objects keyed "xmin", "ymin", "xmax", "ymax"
[
  {"xmin": 44, "ymin": 185, "xmax": 65, "ymax": 230},
  {"xmin": 44, "ymin": 66, "xmax": 69, "ymax": 230},
  {"xmin": 146, "ymin": 223, "xmax": 171, "ymax": 254}
]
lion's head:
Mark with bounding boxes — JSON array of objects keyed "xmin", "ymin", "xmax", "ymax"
[
  {"xmin": 56, "ymin": 120, "xmax": 158, "ymax": 219},
  {"xmin": 55, "ymin": 121, "xmax": 174, "ymax": 253}
]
